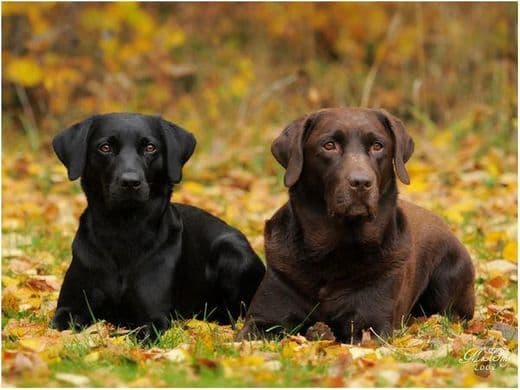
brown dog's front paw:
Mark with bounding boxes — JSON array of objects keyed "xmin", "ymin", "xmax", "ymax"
[
  {"xmin": 236, "ymin": 322, "xmax": 260, "ymax": 341},
  {"xmin": 305, "ymin": 322, "xmax": 336, "ymax": 341}
]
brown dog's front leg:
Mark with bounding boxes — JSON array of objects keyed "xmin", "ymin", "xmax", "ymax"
[{"xmin": 237, "ymin": 268, "xmax": 317, "ymax": 340}]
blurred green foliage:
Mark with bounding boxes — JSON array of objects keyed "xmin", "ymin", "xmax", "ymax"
[{"xmin": 2, "ymin": 2, "xmax": 517, "ymax": 153}]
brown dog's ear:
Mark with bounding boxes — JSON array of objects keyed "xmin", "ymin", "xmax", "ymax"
[
  {"xmin": 159, "ymin": 118, "xmax": 196, "ymax": 184},
  {"xmin": 377, "ymin": 109, "xmax": 415, "ymax": 185},
  {"xmin": 272, "ymin": 113, "xmax": 319, "ymax": 187},
  {"xmin": 52, "ymin": 116, "xmax": 97, "ymax": 181}
]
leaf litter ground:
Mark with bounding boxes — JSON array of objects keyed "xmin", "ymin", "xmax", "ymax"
[{"xmin": 2, "ymin": 128, "xmax": 517, "ymax": 387}]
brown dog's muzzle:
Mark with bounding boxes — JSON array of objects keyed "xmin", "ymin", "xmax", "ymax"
[{"xmin": 326, "ymin": 154, "xmax": 379, "ymax": 220}]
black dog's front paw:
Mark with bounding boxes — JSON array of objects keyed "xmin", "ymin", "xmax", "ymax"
[
  {"xmin": 134, "ymin": 316, "xmax": 171, "ymax": 344},
  {"xmin": 50, "ymin": 307, "xmax": 90, "ymax": 331}
]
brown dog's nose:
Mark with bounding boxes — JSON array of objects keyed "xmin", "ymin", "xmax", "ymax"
[
  {"xmin": 348, "ymin": 173, "xmax": 373, "ymax": 190},
  {"xmin": 120, "ymin": 172, "xmax": 142, "ymax": 190}
]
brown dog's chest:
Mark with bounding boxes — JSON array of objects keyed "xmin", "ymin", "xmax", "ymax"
[{"xmin": 280, "ymin": 246, "xmax": 404, "ymax": 329}]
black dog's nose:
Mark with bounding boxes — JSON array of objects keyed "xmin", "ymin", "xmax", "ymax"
[
  {"xmin": 120, "ymin": 172, "xmax": 142, "ymax": 190},
  {"xmin": 348, "ymin": 173, "xmax": 373, "ymax": 190}
]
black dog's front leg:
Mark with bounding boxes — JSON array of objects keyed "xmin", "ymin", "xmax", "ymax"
[
  {"xmin": 51, "ymin": 260, "xmax": 104, "ymax": 331},
  {"xmin": 132, "ymin": 264, "xmax": 176, "ymax": 343}
]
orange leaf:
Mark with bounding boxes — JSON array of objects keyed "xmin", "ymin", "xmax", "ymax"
[
  {"xmin": 465, "ymin": 319, "xmax": 486, "ymax": 335},
  {"xmin": 488, "ymin": 276, "xmax": 506, "ymax": 289}
]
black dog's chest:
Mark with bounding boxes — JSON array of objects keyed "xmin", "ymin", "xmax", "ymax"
[
  {"xmin": 113, "ymin": 272, "xmax": 128, "ymax": 302},
  {"xmin": 103, "ymin": 269, "xmax": 132, "ymax": 305},
  {"xmin": 92, "ymin": 269, "xmax": 144, "ymax": 326}
]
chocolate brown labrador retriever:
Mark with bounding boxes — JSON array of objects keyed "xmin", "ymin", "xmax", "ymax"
[{"xmin": 238, "ymin": 107, "xmax": 475, "ymax": 342}]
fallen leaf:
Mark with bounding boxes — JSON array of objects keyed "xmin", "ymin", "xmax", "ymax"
[
  {"xmin": 25, "ymin": 278, "xmax": 56, "ymax": 292},
  {"xmin": 194, "ymin": 357, "xmax": 219, "ymax": 371},
  {"xmin": 465, "ymin": 319, "xmax": 486, "ymax": 335},
  {"xmin": 415, "ymin": 344, "xmax": 452, "ymax": 360},
  {"xmin": 84, "ymin": 351, "xmax": 100, "ymax": 363},
  {"xmin": 55, "ymin": 373, "xmax": 91, "ymax": 387},
  {"xmin": 502, "ymin": 241, "xmax": 517, "ymax": 261},
  {"xmin": 484, "ymin": 260, "xmax": 517, "ymax": 275},
  {"xmin": 19, "ymin": 337, "xmax": 48, "ymax": 352},
  {"xmin": 164, "ymin": 347, "xmax": 188, "ymax": 363},
  {"xmin": 488, "ymin": 276, "xmax": 507, "ymax": 289},
  {"xmin": 347, "ymin": 346, "xmax": 375, "ymax": 360},
  {"xmin": 377, "ymin": 369, "xmax": 400, "ymax": 386},
  {"xmin": 399, "ymin": 362, "xmax": 427, "ymax": 375},
  {"xmin": 491, "ymin": 322, "xmax": 516, "ymax": 341}
]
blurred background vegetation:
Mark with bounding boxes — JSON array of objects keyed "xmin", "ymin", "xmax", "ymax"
[
  {"xmin": 2, "ymin": 4, "xmax": 518, "ymax": 386},
  {"xmin": 2, "ymin": 2, "xmax": 517, "ymax": 163}
]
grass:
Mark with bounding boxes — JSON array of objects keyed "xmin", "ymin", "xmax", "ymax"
[{"xmin": 2, "ymin": 103, "xmax": 518, "ymax": 387}]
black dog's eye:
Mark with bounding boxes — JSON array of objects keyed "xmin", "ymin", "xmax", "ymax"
[
  {"xmin": 98, "ymin": 143, "xmax": 112, "ymax": 154},
  {"xmin": 323, "ymin": 141, "xmax": 337, "ymax": 151},
  {"xmin": 144, "ymin": 143, "xmax": 157, "ymax": 154},
  {"xmin": 371, "ymin": 141, "xmax": 384, "ymax": 152}
]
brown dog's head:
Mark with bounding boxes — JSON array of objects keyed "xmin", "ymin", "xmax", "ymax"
[{"xmin": 272, "ymin": 108, "xmax": 414, "ymax": 220}]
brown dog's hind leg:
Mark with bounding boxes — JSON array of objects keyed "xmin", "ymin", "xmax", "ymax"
[{"xmin": 411, "ymin": 243, "xmax": 475, "ymax": 320}]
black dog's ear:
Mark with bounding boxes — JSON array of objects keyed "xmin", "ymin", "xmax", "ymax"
[
  {"xmin": 272, "ymin": 112, "xmax": 320, "ymax": 187},
  {"xmin": 52, "ymin": 116, "xmax": 97, "ymax": 181},
  {"xmin": 377, "ymin": 109, "xmax": 415, "ymax": 185},
  {"xmin": 159, "ymin": 118, "xmax": 196, "ymax": 184}
]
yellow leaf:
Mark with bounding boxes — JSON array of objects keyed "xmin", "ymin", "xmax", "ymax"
[
  {"xmin": 482, "ymin": 149, "xmax": 503, "ymax": 177},
  {"xmin": 281, "ymin": 341, "xmax": 298, "ymax": 358},
  {"xmin": 164, "ymin": 30, "xmax": 186, "ymax": 49},
  {"xmin": 84, "ymin": 351, "xmax": 100, "ymax": 363},
  {"xmin": 5, "ymin": 57, "xmax": 43, "ymax": 87},
  {"xmin": 185, "ymin": 318, "xmax": 216, "ymax": 330},
  {"xmin": 484, "ymin": 231, "xmax": 504, "ymax": 247},
  {"xmin": 19, "ymin": 337, "xmax": 47, "ymax": 352},
  {"xmin": 405, "ymin": 177, "xmax": 428, "ymax": 193},
  {"xmin": 503, "ymin": 241, "xmax": 517, "ymax": 262},
  {"xmin": 431, "ymin": 130, "xmax": 453, "ymax": 148},
  {"xmin": 242, "ymin": 355, "xmax": 265, "ymax": 366},
  {"xmin": 180, "ymin": 181, "xmax": 206, "ymax": 196},
  {"xmin": 442, "ymin": 200, "xmax": 475, "ymax": 225},
  {"xmin": 2, "ymin": 275, "xmax": 20, "ymax": 287}
]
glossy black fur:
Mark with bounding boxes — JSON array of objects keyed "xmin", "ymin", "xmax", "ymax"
[{"xmin": 51, "ymin": 113, "xmax": 265, "ymax": 339}]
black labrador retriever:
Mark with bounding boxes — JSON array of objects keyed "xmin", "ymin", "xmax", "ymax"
[
  {"xmin": 51, "ymin": 113, "xmax": 265, "ymax": 339},
  {"xmin": 238, "ymin": 107, "xmax": 475, "ymax": 342}
]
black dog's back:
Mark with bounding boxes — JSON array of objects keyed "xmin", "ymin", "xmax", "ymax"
[{"xmin": 173, "ymin": 203, "xmax": 265, "ymax": 322}]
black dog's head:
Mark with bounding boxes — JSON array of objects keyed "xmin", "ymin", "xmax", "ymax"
[
  {"xmin": 53, "ymin": 113, "xmax": 196, "ymax": 209},
  {"xmin": 272, "ymin": 108, "xmax": 414, "ymax": 220}
]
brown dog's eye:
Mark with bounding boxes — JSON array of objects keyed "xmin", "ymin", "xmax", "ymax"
[
  {"xmin": 323, "ymin": 141, "xmax": 337, "ymax": 151},
  {"xmin": 144, "ymin": 143, "xmax": 157, "ymax": 154},
  {"xmin": 371, "ymin": 142, "xmax": 384, "ymax": 152},
  {"xmin": 98, "ymin": 143, "xmax": 112, "ymax": 154}
]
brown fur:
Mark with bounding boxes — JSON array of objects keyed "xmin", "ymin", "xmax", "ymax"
[{"xmin": 238, "ymin": 108, "xmax": 475, "ymax": 342}]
